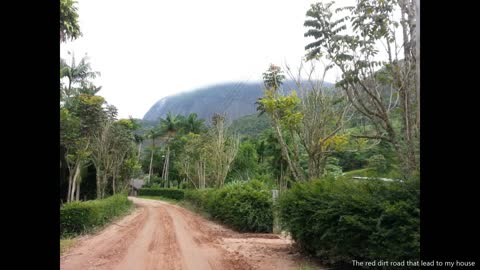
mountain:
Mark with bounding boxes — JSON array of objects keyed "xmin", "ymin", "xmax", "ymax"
[
  {"xmin": 229, "ymin": 113, "xmax": 271, "ymax": 139},
  {"xmin": 143, "ymin": 80, "xmax": 334, "ymax": 123}
]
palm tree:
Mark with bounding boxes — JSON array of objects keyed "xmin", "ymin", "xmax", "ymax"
[
  {"xmin": 60, "ymin": 0, "xmax": 82, "ymax": 43},
  {"xmin": 60, "ymin": 52, "xmax": 100, "ymax": 102},
  {"xmin": 159, "ymin": 112, "xmax": 180, "ymax": 187},
  {"xmin": 181, "ymin": 113, "xmax": 205, "ymax": 134},
  {"xmin": 146, "ymin": 128, "xmax": 161, "ymax": 184}
]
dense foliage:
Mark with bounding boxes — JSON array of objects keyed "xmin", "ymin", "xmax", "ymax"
[
  {"xmin": 185, "ymin": 180, "xmax": 273, "ymax": 233},
  {"xmin": 279, "ymin": 178, "xmax": 419, "ymax": 267},
  {"xmin": 60, "ymin": 194, "xmax": 133, "ymax": 237},
  {"xmin": 138, "ymin": 188, "xmax": 185, "ymax": 200},
  {"xmin": 60, "ymin": 1, "xmax": 420, "ymax": 266}
]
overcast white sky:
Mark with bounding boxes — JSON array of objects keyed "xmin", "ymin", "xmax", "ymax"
[{"xmin": 60, "ymin": 0, "xmax": 355, "ymax": 119}]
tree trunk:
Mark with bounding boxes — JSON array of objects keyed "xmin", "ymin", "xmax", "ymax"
[
  {"xmin": 273, "ymin": 122, "xmax": 304, "ymax": 182},
  {"xmin": 148, "ymin": 142, "xmax": 154, "ymax": 184},
  {"xmin": 398, "ymin": 0, "xmax": 418, "ymax": 177},
  {"xmin": 96, "ymin": 171, "xmax": 102, "ymax": 199},
  {"xmin": 202, "ymin": 160, "xmax": 206, "ymax": 188},
  {"xmin": 102, "ymin": 174, "xmax": 108, "ymax": 199},
  {"xmin": 112, "ymin": 171, "xmax": 116, "ymax": 195},
  {"xmin": 307, "ymin": 157, "xmax": 316, "ymax": 180},
  {"xmin": 70, "ymin": 163, "xmax": 81, "ymax": 202},
  {"xmin": 415, "ymin": 0, "xmax": 420, "ymax": 132},
  {"xmin": 75, "ymin": 181, "xmax": 80, "ymax": 201},
  {"xmin": 137, "ymin": 142, "xmax": 142, "ymax": 161},
  {"xmin": 67, "ymin": 173, "xmax": 73, "ymax": 203},
  {"xmin": 163, "ymin": 145, "xmax": 170, "ymax": 187}
]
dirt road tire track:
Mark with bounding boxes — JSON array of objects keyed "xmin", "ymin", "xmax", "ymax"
[{"xmin": 60, "ymin": 197, "xmax": 321, "ymax": 270}]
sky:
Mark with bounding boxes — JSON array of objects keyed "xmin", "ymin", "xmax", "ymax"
[{"xmin": 61, "ymin": 0, "xmax": 355, "ymax": 119}]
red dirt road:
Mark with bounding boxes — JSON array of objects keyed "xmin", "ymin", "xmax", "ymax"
[{"xmin": 60, "ymin": 197, "xmax": 322, "ymax": 270}]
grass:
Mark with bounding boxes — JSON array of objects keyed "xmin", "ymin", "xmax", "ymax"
[
  {"xmin": 338, "ymin": 168, "xmax": 373, "ymax": 180},
  {"xmin": 60, "ymin": 238, "xmax": 76, "ymax": 255}
]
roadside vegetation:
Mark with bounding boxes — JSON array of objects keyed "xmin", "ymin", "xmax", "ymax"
[{"xmin": 60, "ymin": 0, "xmax": 419, "ymax": 268}]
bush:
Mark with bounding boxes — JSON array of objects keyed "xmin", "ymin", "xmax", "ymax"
[
  {"xmin": 279, "ymin": 178, "xmax": 419, "ymax": 267},
  {"xmin": 60, "ymin": 194, "xmax": 133, "ymax": 237},
  {"xmin": 184, "ymin": 188, "xmax": 215, "ymax": 209},
  {"xmin": 138, "ymin": 188, "xmax": 185, "ymax": 200},
  {"xmin": 324, "ymin": 157, "xmax": 343, "ymax": 178},
  {"xmin": 368, "ymin": 154, "xmax": 388, "ymax": 173},
  {"xmin": 185, "ymin": 180, "xmax": 274, "ymax": 233}
]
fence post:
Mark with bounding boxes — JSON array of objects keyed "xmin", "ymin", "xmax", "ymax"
[{"xmin": 272, "ymin": 189, "xmax": 280, "ymax": 233}]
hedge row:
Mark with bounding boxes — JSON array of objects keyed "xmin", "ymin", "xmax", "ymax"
[
  {"xmin": 279, "ymin": 178, "xmax": 420, "ymax": 267},
  {"xmin": 185, "ymin": 180, "xmax": 273, "ymax": 233},
  {"xmin": 138, "ymin": 188, "xmax": 185, "ymax": 200},
  {"xmin": 60, "ymin": 194, "xmax": 133, "ymax": 237}
]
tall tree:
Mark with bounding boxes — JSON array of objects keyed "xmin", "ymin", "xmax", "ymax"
[
  {"xmin": 60, "ymin": 0, "xmax": 82, "ymax": 43},
  {"xmin": 257, "ymin": 64, "xmax": 305, "ymax": 182},
  {"xmin": 209, "ymin": 114, "xmax": 239, "ymax": 188},
  {"xmin": 60, "ymin": 52, "xmax": 100, "ymax": 104},
  {"xmin": 110, "ymin": 119, "xmax": 137, "ymax": 194},
  {"xmin": 146, "ymin": 127, "xmax": 161, "ymax": 184},
  {"xmin": 159, "ymin": 112, "xmax": 180, "ymax": 187},
  {"xmin": 303, "ymin": 0, "xmax": 419, "ymax": 177},
  {"xmin": 285, "ymin": 60, "xmax": 354, "ymax": 179},
  {"xmin": 175, "ymin": 133, "xmax": 209, "ymax": 189},
  {"xmin": 61, "ymin": 94, "xmax": 106, "ymax": 201},
  {"xmin": 179, "ymin": 113, "xmax": 206, "ymax": 134}
]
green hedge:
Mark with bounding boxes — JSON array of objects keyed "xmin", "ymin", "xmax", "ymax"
[
  {"xmin": 279, "ymin": 178, "xmax": 419, "ymax": 268},
  {"xmin": 138, "ymin": 188, "xmax": 185, "ymax": 200},
  {"xmin": 60, "ymin": 194, "xmax": 133, "ymax": 237},
  {"xmin": 185, "ymin": 180, "xmax": 273, "ymax": 233}
]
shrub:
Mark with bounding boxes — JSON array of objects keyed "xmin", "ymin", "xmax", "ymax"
[
  {"xmin": 60, "ymin": 194, "xmax": 133, "ymax": 237},
  {"xmin": 185, "ymin": 180, "xmax": 274, "ymax": 233},
  {"xmin": 279, "ymin": 178, "xmax": 419, "ymax": 267},
  {"xmin": 138, "ymin": 188, "xmax": 185, "ymax": 200},
  {"xmin": 368, "ymin": 154, "xmax": 388, "ymax": 173},
  {"xmin": 184, "ymin": 188, "xmax": 215, "ymax": 209},
  {"xmin": 324, "ymin": 157, "xmax": 343, "ymax": 178}
]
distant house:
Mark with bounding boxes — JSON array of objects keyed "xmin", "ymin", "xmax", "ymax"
[{"xmin": 129, "ymin": 179, "xmax": 145, "ymax": 196}]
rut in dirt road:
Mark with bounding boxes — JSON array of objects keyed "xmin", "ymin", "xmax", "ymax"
[{"xmin": 60, "ymin": 197, "xmax": 322, "ymax": 270}]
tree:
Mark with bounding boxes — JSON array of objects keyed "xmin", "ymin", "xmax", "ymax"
[
  {"xmin": 146, "ymin": 127, "xmax": 161, "ymax": 184},
  {"xmin": 60, "ymin": 52, "xmax": 100, "ymax": 105},
  {"xmin": 90, "ymin": 117, "xmax": 136, "ymax": 198},
  {"xmin": 285, "ymin": 60, "xmax": 354, "ymax": 179},
  {"xmin": 179, "ymin": 113, "xmax": 206, "ymax": 134},
  {"xmin": 110, "ymin": 120, "xmax": 138, "ymax": 194},
  {"xmin": 257, "ymin": 129, "xmax": 290, "ymax": 191},
  {"xmin": 175, "ymin": 133, "xmax": 209, "ymax": 189},
  {"xmin": 227, "ymin": 140, "xmax": 259, "ymax": 181},
  {"xmin": 60, "ymin": 0, "xmax": 82, "ymax": 43},
  {"xmin": 60, "ymin": 107, "xmax": 85, "ymax": 202},
  {"xmin": 257, "ymin": 64, "xmax": 305, "ymax": 182},
  {"xmin": 303, "ymin": 0, "xmax": 419, "ymax": 178},
  {"xmin": 209, "ymin": 114, "xmax": 239, "ymax": 188},
  {"xmin": 60, "ymin": 94, "xmax": 106, "ymax": 201},
  {"xmin": 159, "ymin": 112, "xmax": 180, "ymax": 187}
]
